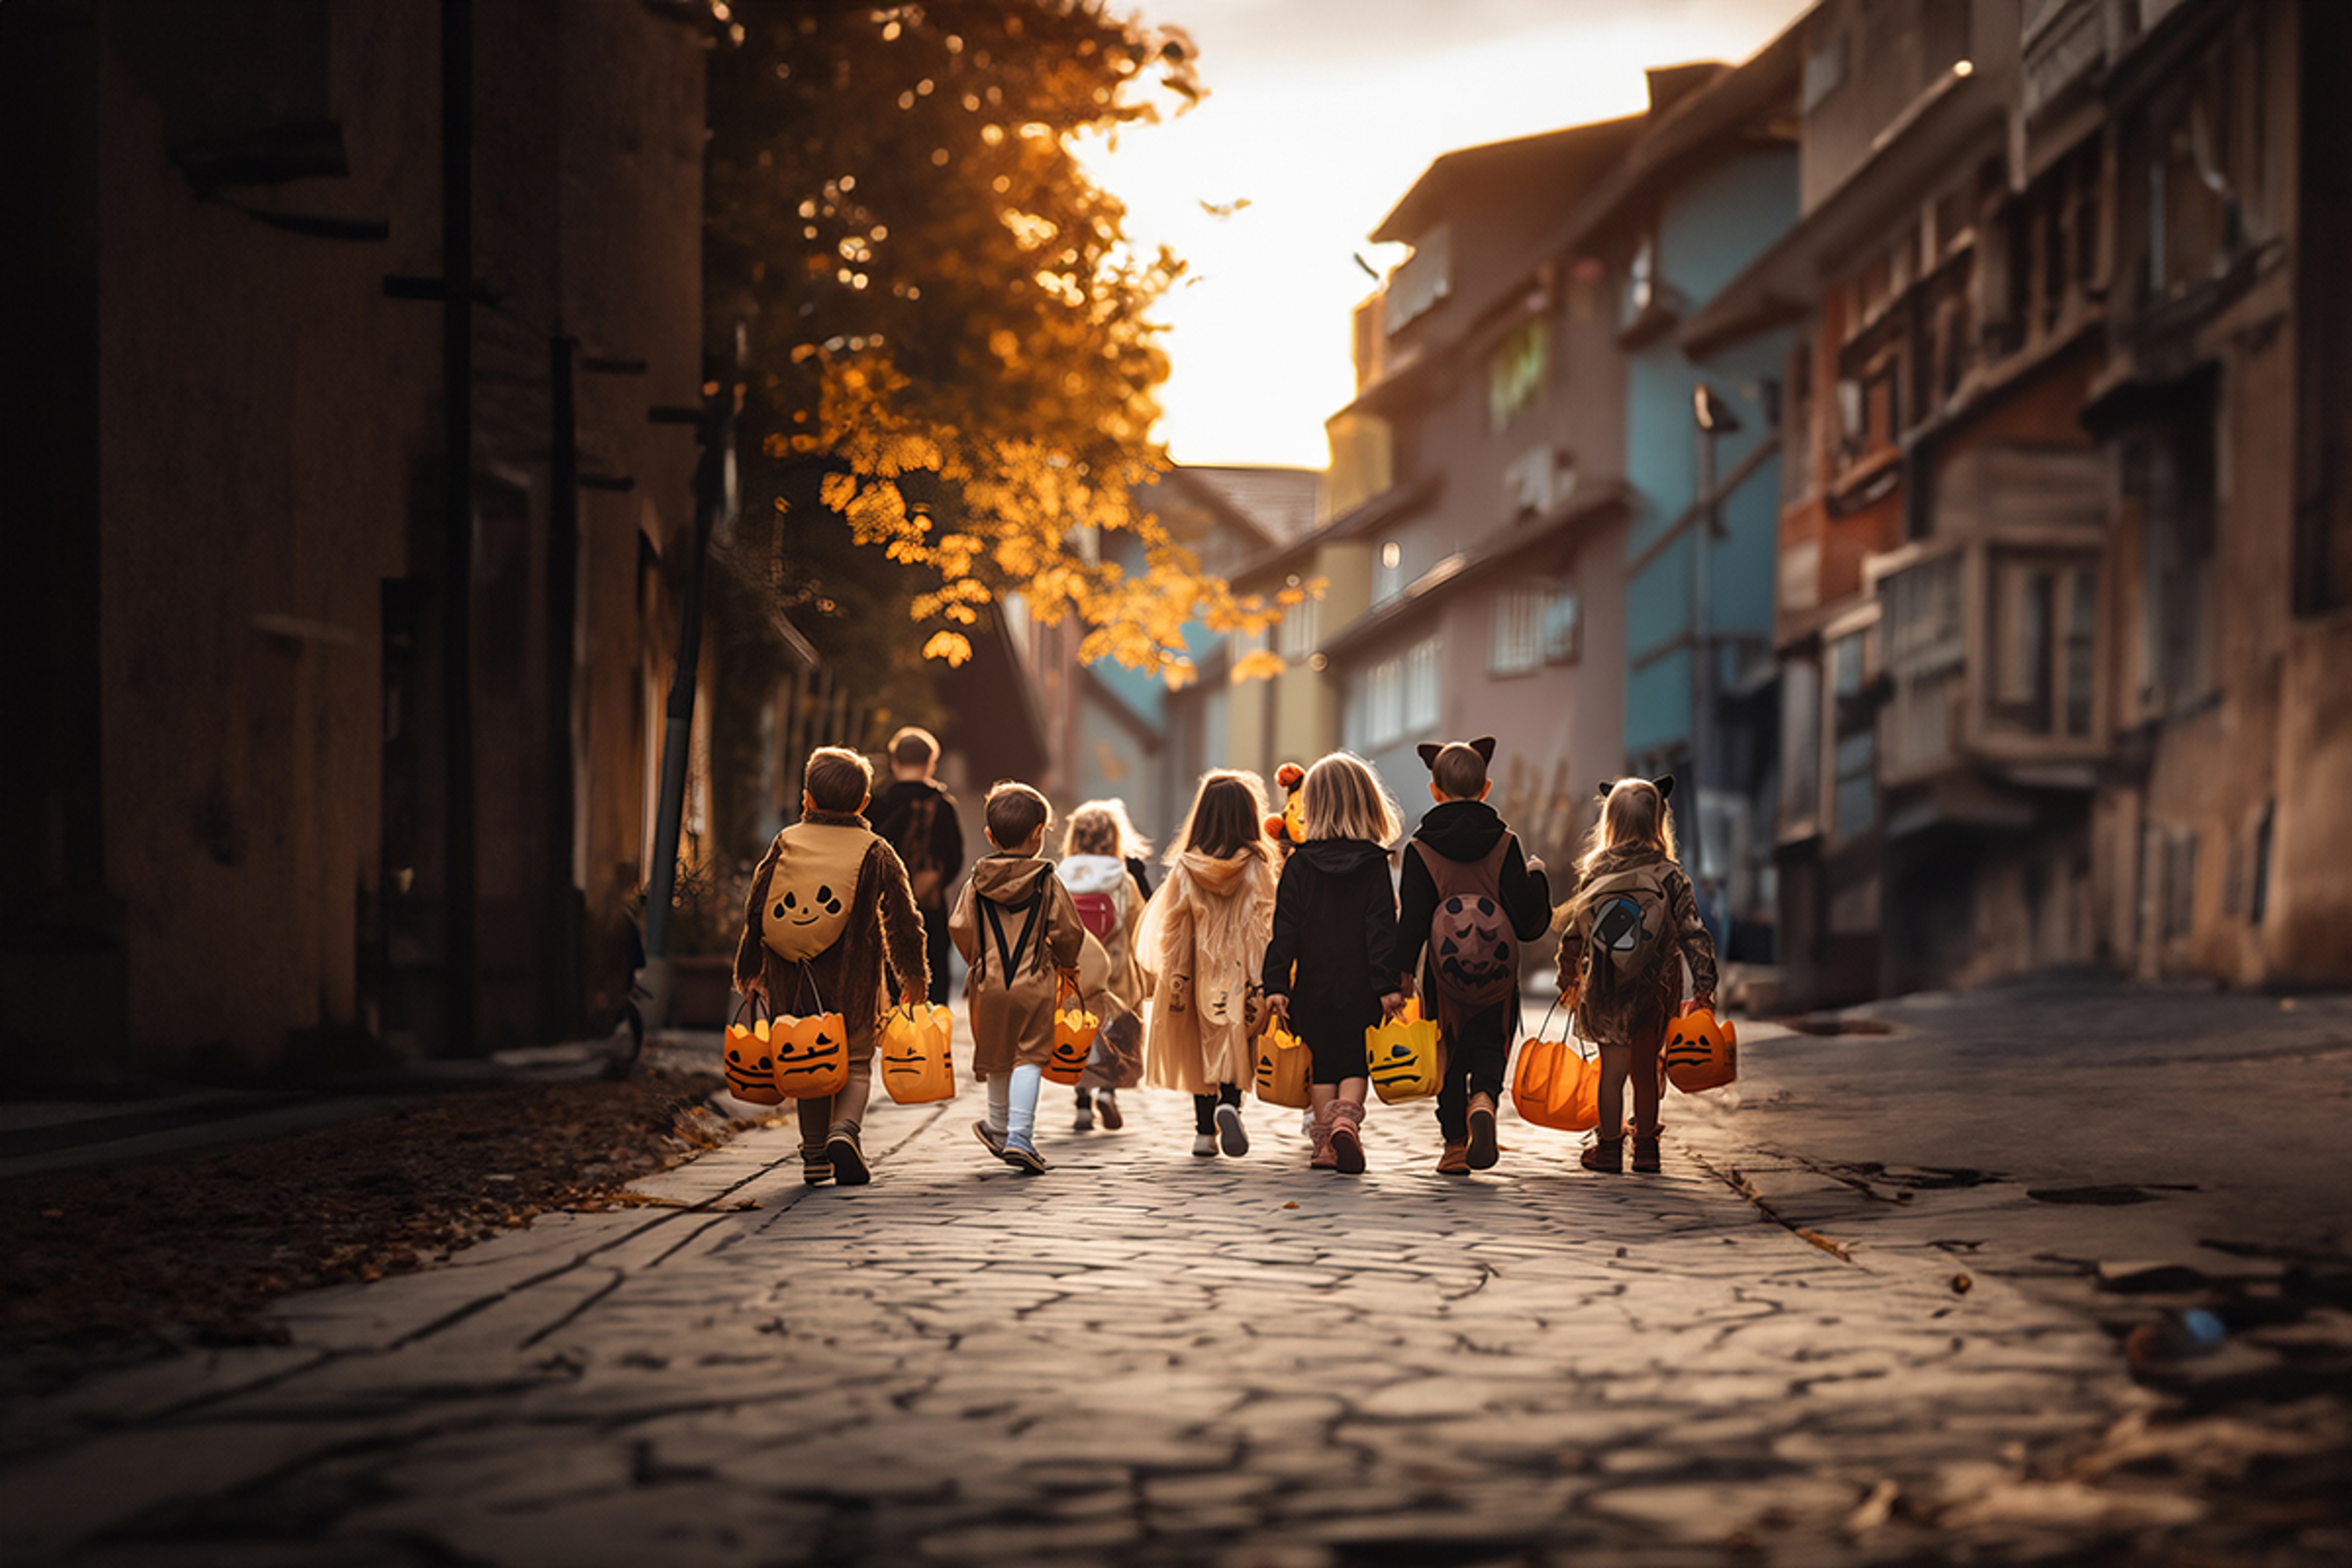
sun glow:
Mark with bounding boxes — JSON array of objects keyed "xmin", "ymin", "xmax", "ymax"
[{"xmin": 1080, "ymin": 0, "xmax": 1810, "ymax": 470}]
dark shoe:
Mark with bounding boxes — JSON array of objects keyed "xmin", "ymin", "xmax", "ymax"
[
  {"xmin": 801, "ymin": 1152, "xmax": 834, "ymax": 1186},
  {"xmin": 973, "ymin": 1119, "xmax": 1006, "ymax": 1157},
  {"xmin": 1466, "ymin": 1093, "xmax": 1499, "ymax": 1170},
  {"xmin": 1072, "ymin": 1102, "xmax": 1095, "ymax": 1133},
  {"xmin": 1096, "ymin": 1090, "xmax": 1125, "ymax": 1131},
  {"xmin": 1215, "ymin": 1101, "xmax": 1249, "ymax": 1157},
  {"xmin": 826, "ymin": 1128, "xmax": 870, "ymax": 1186},
  {"xmin": 1000, "ymin": 1133, "xmax": 1049, "ymax": 1174},
  {"xmin": 1436, "ymin": 1140, "xmax": 1471, "ymax": 1175},
  {"xmin": 1329, "ymin": 1099, "xmax": 1366, "ymax": 1175},
  {"xmin": 1581, "ymin": 1139, "xmax": 1624, "ymax": 1174},
  {"xmin": 1631, "ymin": 1133, "xmax": 1661, "ymax": 1174}
]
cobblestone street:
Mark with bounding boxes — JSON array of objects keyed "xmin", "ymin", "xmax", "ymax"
[{"xmin": 2, "ymin": 1062, "xmax": 2212, "ymax": 1568}]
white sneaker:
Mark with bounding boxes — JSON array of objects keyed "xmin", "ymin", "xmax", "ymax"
[
  {"xmin": 1191, "ymin": 1132, "xmax": 1218, "ymax": 1158},
  {"xmin": 1073, "ymin": 1102, "xmax": 1095, "ymax": 1133}
]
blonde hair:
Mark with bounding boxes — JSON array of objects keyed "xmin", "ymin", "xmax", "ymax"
[
  {"xmin": 1578, "ymin": 777, "xmax": 1678, "ymax": 878},
  {"xmin": 1301, "ymin": 752, "xmax": 1401, "ymax": 846},
  {"xmin": 1062, "ymin": 797, "xmax": 1152, "ymax": 862}
]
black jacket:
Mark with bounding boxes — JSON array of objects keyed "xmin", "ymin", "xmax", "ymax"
[
  {"xmin": 1261, "ymin": 838, "xmax": 1398, "ymax": 1044},
  {"xmin": 869, "ymin": 778, "xmax": 964, "ymax": 904},
  {"xmin": 1393, "ymin": 799, "xmax": 1553, "ymax": 979}
]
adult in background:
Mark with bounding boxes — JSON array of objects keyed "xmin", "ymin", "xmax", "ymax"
[{"xmin": 870, "ymin": 726, "xmax": 965, "ymax": 1006}]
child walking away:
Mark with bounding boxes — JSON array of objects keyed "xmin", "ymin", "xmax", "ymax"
[
  {"xmin": 1395, "ymin": 738, "xmax": 1552, "ymax": 1175},
  {"xmin": 949, "ymin": 782, "xmax": 1086, "ymax": 1174},
  {"xmin": 1556, "ymin": 777, "xmax": 1719, "ymax": 1175},
  {"xmin": 869, "ymin": 727, "xmax": 965, "ymax": 1008},
  {"xmin": 1140, "ymin": 771, "xmax": 1278, "ymax": 1158},
  {"xmin": 734, "ymin": 747, "xmax": 928, "ymax": 1186},
  {"xmin": 1056, "ymin": 800, "xmax": 1152, "ymax": 1133},
  {"xmin": 1261, "ymin": 753, "xmax": 1404, "ymax": 1174}
]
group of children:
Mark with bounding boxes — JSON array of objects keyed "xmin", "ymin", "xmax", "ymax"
[{"xmin": 736, "ymin": 728, "xmax": 1718, "ymax": 1184}]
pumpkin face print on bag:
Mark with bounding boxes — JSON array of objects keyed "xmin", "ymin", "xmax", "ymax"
[
  {"xmin": 723, "ymin": 1009, "xmax": 782, "ymax": 1105},
  {"xmin": 771, "ymin": 1011, "xmax": 850, "ymax": 1099},
  {"xmin": 1662, "ymin": 1002, "xmax": 1737, "ymax": 1093},
  {"xmin": 1365, "ymin": 1000, "xmax": 1441, "ymax": 1102},
  {"xmin": 879, "ymin": 1004, "xmax": 956, "ymax": 1104},
  {"xmin": 1431, "ymin": 895, "xmax": 1516, "ymax": 1003}
]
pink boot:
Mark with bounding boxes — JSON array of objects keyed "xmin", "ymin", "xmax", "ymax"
[
  {"xmin": 1329, "ymin": 1099, "xmax": 1366, "ymax": 1175},
  {"xmin": 1309, "ymin": 1103, "xmax": 1338, "ymax": 1170}
]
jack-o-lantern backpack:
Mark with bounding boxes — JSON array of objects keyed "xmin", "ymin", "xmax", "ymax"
[
  {"xmin": 1411, "ymin": 835, "xmax": 1520, "ymax": 1016},
  {"xmin": 758, "ymin": 820, "xmax": 875, "ymax": 962}
]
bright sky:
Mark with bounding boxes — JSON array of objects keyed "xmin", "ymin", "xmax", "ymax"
[{"xmin": 1084, "ymin": 0, "xmax": 1812, "ymax": 470}]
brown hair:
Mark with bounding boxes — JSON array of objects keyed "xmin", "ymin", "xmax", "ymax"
[
  {"xmin": 1425, "ymin": 739, "xmax": 1493, "ymax": 801},
  {"xmin": 1062, "ymin": 798, "xmax": 1150, "ymax": 861},
  {"xmin": 890, "ymin": 726, "xmax": 940, "ymax": 769},
  {"xmin": 984, "ymin": 780, "xmax": 1052, "ymax": 850},
  {"xmin": 1170, "ymin": 771, "xmax": 1270, "ymax": 863},
  {"xmin": 804, "ymin": 747, "xmax": 873, "ymax": 813},
  {"xmin": 1577, "ymin": 776, "xmax": 1678, "ymax": 878},
  {"xmin": 1302, "ymin": 752, "xmax": 1401, "ymax": 845}
]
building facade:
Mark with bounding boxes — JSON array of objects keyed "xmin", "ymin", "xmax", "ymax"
[{"xmin": 3, "ymin": 0, "xmax": 715, "ymax": 1077}]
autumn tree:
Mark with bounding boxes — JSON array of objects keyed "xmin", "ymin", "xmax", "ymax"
[{"xmin": 707, "ymin": 0, "xmax": 1294, "ymax": 686}]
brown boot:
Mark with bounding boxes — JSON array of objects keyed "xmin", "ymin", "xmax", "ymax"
[
  {"xmin": 1436, "ymin": 1140, "xmax": 1471, "ymax": 1175},
  {"xmin": 1466, "ymin": 1092, "xmax": 1499, "ymax": 1170},
  {"xmin": 1329, "ymin": 1099, "xmax": 1366, "ymax": 1174},
  {"xmin": 1309, "ymin": 1103, "xmax": 1338, "ymax": 1170},
  {"xmin": 1631, "ymin": 1131, "xmax": 1661, "ymax": 1174},
  {"xmin": 1580, "ymin": 1138, "xmax": 1623, "ymax": 1174}
]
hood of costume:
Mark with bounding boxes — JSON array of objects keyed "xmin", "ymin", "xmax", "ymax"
[{"xmin": 1412, "ymin": 799, "xmax": 1506, "ymax": 859}]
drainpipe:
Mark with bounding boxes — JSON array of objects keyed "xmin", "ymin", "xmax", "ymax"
[
  {"xmin": 1691, "ymin": 383, "xmax": 1744, "ymax": 888},
  {"xmin": 441, "ymin": 0, "xmax": 477, "ymax": 1054}
]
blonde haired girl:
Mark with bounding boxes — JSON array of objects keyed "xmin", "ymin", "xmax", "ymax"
[
  {"xmin": 1259, "ymin": 753, "xmax": 1405, "ymax": 1174},
  {"xmin": 1139, "ymin": 771, "xmax": 1279, "ymax": 1157},
  {"xmin": 1055, "ymin": 798, "xmax": 1153, "ymax": 1131},
  {"xmin": 1556, "ymin": 775, "xmax": 1717, "ymax": 1175}
]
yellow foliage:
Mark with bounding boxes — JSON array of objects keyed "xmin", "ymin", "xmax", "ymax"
[
  {"xmin": 921, "ymin": 631, "xmax": 974, "ymax": 667},
  {"xmin": 1229, "ymin": 649, "xmax": 1287, "ymax": 684}
]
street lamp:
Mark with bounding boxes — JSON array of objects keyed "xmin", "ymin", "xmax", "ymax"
[{"xmin": 1689, "ymin": 383, "xmax": 1742, "ymax": 887}]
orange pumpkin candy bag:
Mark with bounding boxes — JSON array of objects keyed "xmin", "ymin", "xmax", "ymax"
[
  {"xmin": 723, "ymin": 1000, "xmax": 783, "ymax": 1106},
  {"xmin": 1253, "ymin": 1022, "xmax": 1311, "ymax": 1109},
  {"xmin": 1662, "ymin": 1001, "xmax": 1737, "ymax": 1093},
  {"xmin": 1364, "ymin": 999, "xmax": 1441, "ymax": 1103},
  {"xmin": 1509, "ymin": 999, "xmax": 1600, "ymax": 1131},
  {"xmin": 879, "ymin": 1003, "xmax": 956, "ymax": 1104},
  {"xmin": 1044, "ymin": 977, "xmax": 1099, "ymax": 1086}
]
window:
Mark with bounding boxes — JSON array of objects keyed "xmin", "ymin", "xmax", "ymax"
[
  {"xmin": 1490, "ymin": 587, "xmax": 1580, "ymax": 676},
  {"xmin": 2130, "ymin": 402, "xmax": 2216, "ymax": 713},
  {"xmin": 1367, "ymin": 659, "xmax": 1403, "ymax": 745},
  {"xmin": 1829, "ymin": 631, "xmax": 1875, "ymax": 840},
  {"xmin": 1882, "ymin": 553, "xmax": 1963, "ymax": 777},
  {"xmin": 1488, "ymin": 318, "xmax": 1548, "ymax": 431},
  {"xmin": 1278, "ymin": 593, "xmax": 1321, "ymax": 660},
  {"xmin": 1781, "ymin": 655, "xmax": 1822, "ymax": 837},
  {"xmin": 1491, "ymin": 590, "xmax": 1542, "ymax": 676},
  {"xmin": 1405, "ymin": 636, "xmax": 1442, "ymax": 732}
]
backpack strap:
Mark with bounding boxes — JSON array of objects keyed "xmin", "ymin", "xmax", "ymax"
[
  {"xmin": 978, "ymin": 889, "xmax": 1045, "ymax": 984},
  {"xmin": 1419, "ymin": 833, "xmax": 1514, "ymax": 904}
]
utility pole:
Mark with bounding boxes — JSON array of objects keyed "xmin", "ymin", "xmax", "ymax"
[{"xmin": 641, "ymin": 326, "xmax": 745, "ymax": 992}]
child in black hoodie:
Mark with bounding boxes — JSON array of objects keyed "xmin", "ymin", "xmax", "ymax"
[
  {"xmin": 1394, "ymin": 737, "xmax": 1552, "ymax": 1175},
  {"xmin": 1261, "ymin": 752, "xmax": 1405, "ymax": 1174}
]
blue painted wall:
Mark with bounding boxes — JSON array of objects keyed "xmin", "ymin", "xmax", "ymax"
[{"xmin": 1621, "ymin": 144, "xmax": 1796, "ymax": 761}]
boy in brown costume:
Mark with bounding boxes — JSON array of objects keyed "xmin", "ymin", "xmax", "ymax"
[
  {"xmin": 948, "ymin": 782, "xmax": 1086, "ymax": 1174},
  {"xmin": 734, "ymin": 747, "xmax": 928, "ymax": 1186}
]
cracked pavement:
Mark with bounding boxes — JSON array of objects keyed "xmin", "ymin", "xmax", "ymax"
[{"xmin": 8, "ymin": 1046, "xmax": 2249, "ymax": 1568}]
